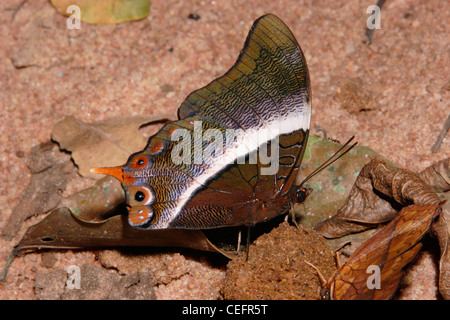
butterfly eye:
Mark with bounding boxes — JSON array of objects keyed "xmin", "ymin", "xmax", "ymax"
[{"xmin": 296, "ymin": 187, "xmax": 312, "ymax": 204}]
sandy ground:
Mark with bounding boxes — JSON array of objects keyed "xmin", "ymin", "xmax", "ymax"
[{"xmin": 0, "ymin": 0, "xmax": 448, "ymax": 299}]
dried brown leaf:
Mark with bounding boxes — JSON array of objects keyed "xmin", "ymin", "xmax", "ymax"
[
  {"xmin": 315, "ymin": 159, "xmax": 440, "ymax": 238},
  {"xmin": 315, "ymin": 157, "xmax": 450, "ymax": 299},
  {"xmin": 1, "ymin": 141, "xmax": 74, "ymax": 240},
  {"xmin": 419, "ymin": 157, "xmax": 450, "ymax": 299},
  {"xmin": 418, "ymin": 157, "xmax": 450, "ymax": 193},
  {"xmin": 52, "ymin": 115, "xmax": 172, "ymax": 178},
  {"xmin": 435, "ymin": 201, "xmax": 450, "ymax": 300},
  {"xmin": 14, "ymin": 207, "xmax": 214, "ymax": 252},
  {"xmin": 322, "ymin": 203, "xmax": 442, "ymax": 300}
]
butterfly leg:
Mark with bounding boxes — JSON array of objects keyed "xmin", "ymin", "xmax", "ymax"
[
  {"xmin": 236, "ymin": 229, "xmax": 242, "ymax": 254},
  {"xmin": 287, "ymin": 203, "xmax": 300, "ymax": 229},
  {"xmin": 304, "ymin": 260, "xmax": 328, "ymax": 287},
  {"xmin": 244, "ymin": 224, "xmax": 254, "ymax": 261}
]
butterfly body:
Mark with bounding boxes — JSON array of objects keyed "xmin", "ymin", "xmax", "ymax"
[{"xmin": 93, "ymin": 14, "xmax": 311, "ymax": 230}]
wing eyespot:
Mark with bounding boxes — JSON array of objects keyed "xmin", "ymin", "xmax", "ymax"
[
  {"xmin": 129, "ymin": 155, "xmax": 149, "ymax": 169},
  {"xmin": 127, "ymin": 185, "xmax": 154, "ymax": 206}
]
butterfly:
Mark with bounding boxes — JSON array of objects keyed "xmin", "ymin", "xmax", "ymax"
[{"xmin": 92, "ymin": 14, "xmax": 313, "ymax": 230}]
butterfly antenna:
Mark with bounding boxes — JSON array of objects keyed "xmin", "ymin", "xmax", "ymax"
[{"xmin": 299, "ymin": 136, "xmax": 357, "ymax": 187}]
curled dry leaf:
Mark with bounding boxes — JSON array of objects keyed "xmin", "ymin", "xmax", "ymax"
[
  {"xmin": 315, "ymin": 159, "xmax": 440, "ymax": 238},
  {"xmin": 316, "ymin": 203, "xmax": 442, "ymax": 300},
  {"xmin": 418, "ymin": 157, "xmax": 450, "ymax": 300},
  {"xmin": 418, "ymin": 157, "xmax": 450, "ymax": 193},
  {"xmin": 315, "ymin": 157, "xmax": 450, "ymax": 299},
  {"xmin": 52, "ymin": 115, "xmax": 172, "ymax": 178},
  {"xmin": 435, "ymin": 200, "xmax": 450, "ymax": 300}
]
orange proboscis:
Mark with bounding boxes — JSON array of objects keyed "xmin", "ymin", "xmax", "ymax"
[{"xmin": 91, "ymin": 166, "xmax": 124, "ymax": 182}]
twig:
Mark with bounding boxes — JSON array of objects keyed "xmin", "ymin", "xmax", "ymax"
[{"xmin": 431, "ymin": 114, "xmax": 450, "ymax": 153}]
